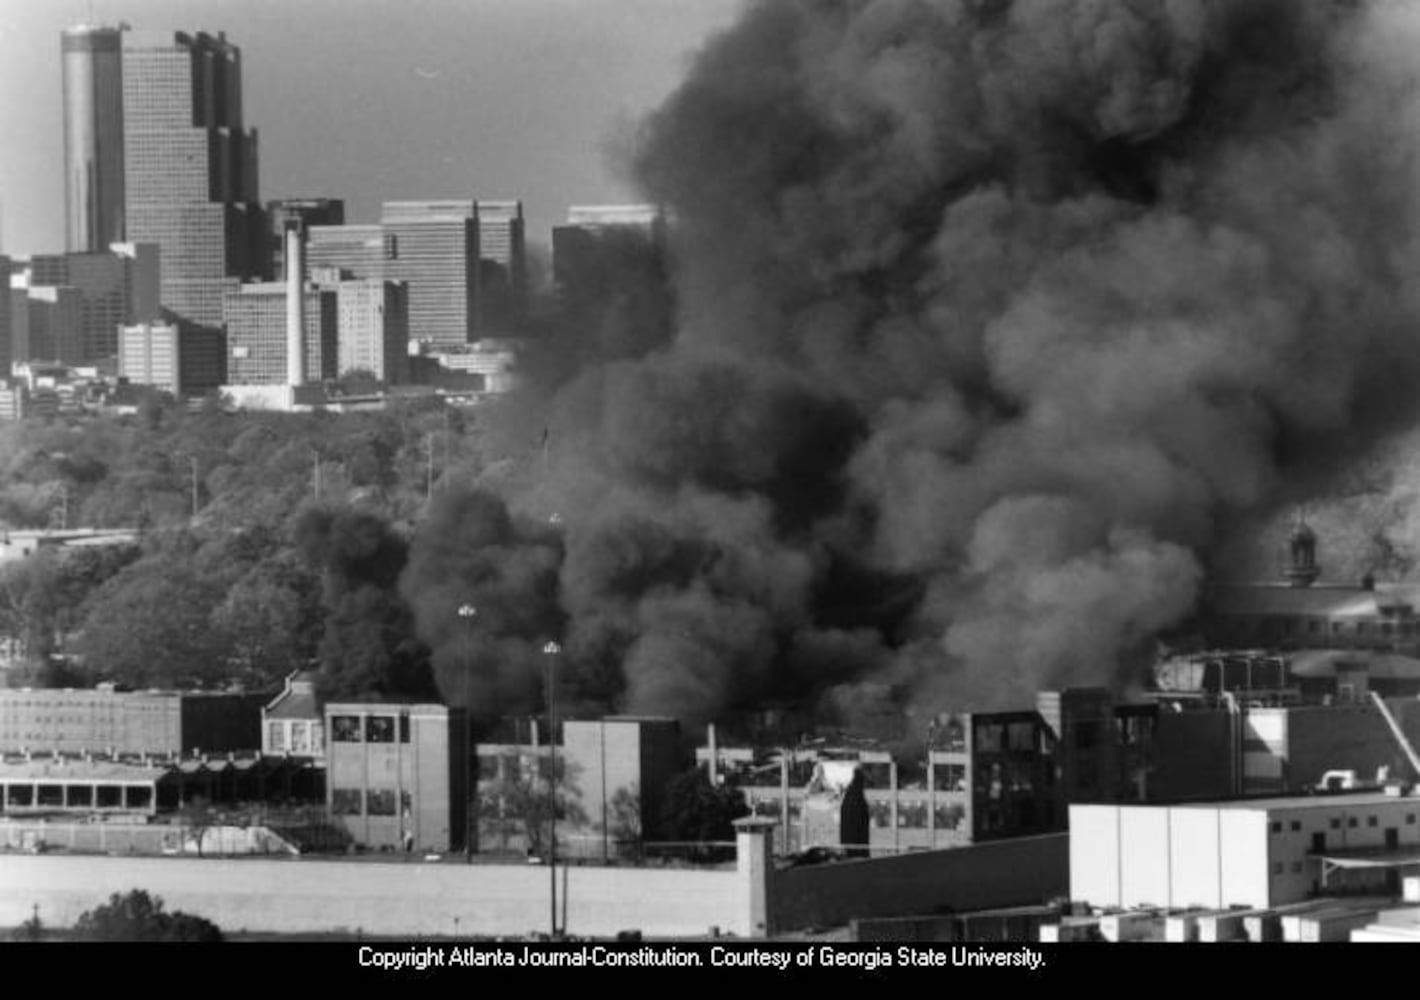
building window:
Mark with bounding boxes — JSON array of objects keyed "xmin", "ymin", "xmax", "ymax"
[
  {"xmin": 898, "ymin": 803, "xmax": 927, "ymax": 829},
  {"xmin": 1272, "ymin": 862, "xmax": 1283, "ymax": 875},
  {"xmin": 1270, "ymin": 821, "xmax": 1282, "ymax": 834},
  {"xmin": 1007, "ymin": 722, "xmax": 1036, "ymax": 752},
  {"xmin": 934, "ymin": 803, "xmax": 965, "ymax": 832},
  {"xmin": 290, "ymin": 722, "xmax": 309, "ymax": 754},
  {"xmin": 267, "ymin": 721, "xmax": 285, "ymax": 752},
  {"xmin": 399, "ymin": 714, "xmax": 410, "ymax": 743},
  {"xmin": 975, "ymin": 724, "xmax": 1003, "ymax": 753},
  {"xmin": 933, "ymin": 764, "xmax": 967, "ymax": 792},
  {"xmin": 1330, "ymin": 818, "xmax": 1341, "ymax": 830},
  {"xmin": 367, "ymin": 789, "xmax": 396, "ymax": 816},
  {"xmin": 869, "ymin": 801, "xmax": 891, "ymax": 829},
  {"xmin": 1348, "ymin": 817, "xmax": 1358, "ymax": 829},
  {"xmin": 332, "ymin": 789, "xmax": 362, "ymax": 815},
  {"xmin": 1407, "ymin": 814, "xmax": 1416, "ymax": 825},
  {"xmin": 332, "ymin": 715, "xmax": 362, "ymax": 742},
  {"xmin": 366, "ymin": 715, "xmax": 395, "ymax": 743},
  {"xmin": 1290, "ymin": 821, "xmax": 1301, "ymax": 832},
  {"xmin": 1368, "ymin": 816, "xmax": 1379, "ymax": 828},
  {"xmin": 1291, "ymin": 861, "xmax": 1302, "ymax": 874}
]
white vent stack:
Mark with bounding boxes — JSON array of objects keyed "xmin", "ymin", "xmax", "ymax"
[{"xmin": 285, "ymin": 220, "xmax": 305, "ymax": 386}]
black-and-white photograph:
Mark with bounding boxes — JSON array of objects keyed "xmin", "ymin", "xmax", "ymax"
[{"xmin": 3, "ymin": 0, "xmax": 1420, "ymax": 970}]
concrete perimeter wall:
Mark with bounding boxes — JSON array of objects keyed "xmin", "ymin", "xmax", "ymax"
[
  {"xmin": 0, "ymin": 854, "xmax": 744, "ymax": 939},
  {"xmin": 769, "ymin": 833, "xmax": 1068, "ymax": 934}
]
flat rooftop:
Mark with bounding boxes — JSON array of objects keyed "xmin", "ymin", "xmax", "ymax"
[{"xmin": 1105, "ymin": 791, "xmax": 1420, "ymax": 812}]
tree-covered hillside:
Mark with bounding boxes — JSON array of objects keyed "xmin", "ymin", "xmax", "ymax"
[{"xmin": 0, "ymin": 393, "xmax": 549, "ymax": 704}]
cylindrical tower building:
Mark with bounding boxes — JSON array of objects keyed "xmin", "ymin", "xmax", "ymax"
[{"xmin": 62, "ymin": 24, "xmax": 126, "ymax": 252}]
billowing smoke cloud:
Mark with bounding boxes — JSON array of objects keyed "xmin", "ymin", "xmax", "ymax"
[
  {"xmin": 417, "ymin": 0, "xmax": 1420, "ymax": 733},
  {"xmin": 401, "ymin": 485, "xmax": 564, "ymax": 729}
]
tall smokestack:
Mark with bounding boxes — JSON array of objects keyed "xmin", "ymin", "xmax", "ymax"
[{"xmin": 284, "ymin": 220, "xmax": 304, "ymax": 387}]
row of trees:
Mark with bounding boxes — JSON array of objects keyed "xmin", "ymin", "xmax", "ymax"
[
  {"xmin": 0, "ymin": 396, "xmax": 546, "ymax": 698},
  {"xmin": 13, "ymin": 890, "xmax": 222, "ymax": 942}
]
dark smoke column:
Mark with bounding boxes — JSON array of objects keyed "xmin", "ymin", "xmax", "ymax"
[{"xmin": 497, "ymin": 0, "xmax": 1420, "ymax": 731}]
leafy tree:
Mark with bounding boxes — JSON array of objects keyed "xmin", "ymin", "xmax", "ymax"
[
  {"xmin": 74, "ymin": 556, "xmax": 230, "ymax": 689},
  {"xmin": 176, "ymin": 796, "xmax": 218, "ymax": 857},
  {"xmin": 72, "ymin": 890, "xmax": 223, "ymax": 942},
  {"xmin": 210, "ymin": 561, "xmax": 321, "ymax": 688},
  {"xmin": 297, "ymin": 507, "xmax": 436, "ymax": 702},
  {"xmin": 659, "ymin": 769, "xmax": 750, "ymax": 859},
  {"xmin": 606, "ymin": 784, "xmax": 643, "ymax": 859},
  {"xmin": 11, "ymin": 904, "xmax": 43, "ymax": 942},
  {"xmin": 477, "ymin": 757, "xmax": 588, "ymax": 857}
]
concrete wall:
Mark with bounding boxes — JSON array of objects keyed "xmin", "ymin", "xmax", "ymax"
[
  {"xmin": 0, "ymin": 853, "xmax": 746, "ymax": 938},
  {"xmin": 1069, "ymin": 805, "xmax": 1120, "ymax": 907},
  {"xmin": 1119, "ymin": 807, "xmax": 1170, "ymax": 906},
  {"xmin": 1169, "ymin": 808, "xmax": 1223, "ymax": 909},
  {"xmin": 767, "ymin": 833, "xmax": 1068, "ymax": 935},
  {"xmin": 1072, "ymin": 804, "xmax": 1271, "ymax": 910}
]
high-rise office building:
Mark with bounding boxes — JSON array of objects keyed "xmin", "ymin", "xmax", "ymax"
[
  {"xmin": 123, "ymin": 30, "xmax": 263, "ymax": 327},
  {"xmin": 380, "ymin": 200, "xmax": 478, "ymax": 349},
  {"xmin": 119, "ymin": 320, "xmax": 225, "ymax": 397},
  {"xmin": 0, "ymin": 256, "xmax": 10, "ymax": 378},
  {"xmin": 26, "ymin": 243, "xmax": 160, "ymax": 364},
  {"xmin": 8, "ymin": 274, "xmax": 29, "ymax": 363},
  {"xmin": 328, "ymin": 279, "xmax": 409, "ymax": 384},
  {"xmin": 26, "ymin": 286, "xmax": 84, "ymax": 364},
  {"xmin": 267, "ymin": 198, "xmax": 345, "ymax": 281},
  {"xmin": 307, "ymin": 224, "xmax": 385, "ymax": 283},
  {"xmin": 223, "ymin": 282, "xmax": 336, "ymax": 385},
  {"xmin": 62, "ymin": 25, "xmax": 126, "ymax": 252},
  {"xmin": 474, "ymin": 200, "xmax": 525, "ymax": 334},
  {"xmin": 553, "ymin": 204, "xmax": 672, "ymax": 357}
]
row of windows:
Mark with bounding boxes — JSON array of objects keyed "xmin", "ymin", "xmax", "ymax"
[
  {"xmin": 330, "ymin": 787, "xmax": 413, "ymax": 817},
  {"xmin": 1270, "ymin": 813, "xmax": 1417, "ymax": 834},
  {"xmin": 330, "ymin": 714, "xmax": 411, "ymax": 744},
  {"xmin": 1237, "ymin": 616, "xmax": 1419, "ymax": 637}
]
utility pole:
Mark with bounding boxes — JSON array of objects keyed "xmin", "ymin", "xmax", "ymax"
[
  {"xmin": 458, "ymin": 604, "xmax": 477, "ymax": 862},
  {"xmin": 543, "ymin": 640, "xmax": 562, "ymax": 937},
  {"xmin": 189, "ymin": 456, "xmax": 199, "ymax": 519},
  {"xmin": 426, "ymin": 431, "xmax": 435, "ymax": 502}
]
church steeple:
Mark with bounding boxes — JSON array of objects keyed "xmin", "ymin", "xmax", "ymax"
[{"xmin": 1285, "ymin": 507, "xmax": 1319, "ymax": 588}]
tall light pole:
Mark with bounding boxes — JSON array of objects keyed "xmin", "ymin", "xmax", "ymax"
[
  {"xmin": 458, "ymin": 604, "xmax": 477, "ymax": 863},
  {"xmin": 543, "ymin": 639, "xmax": 561, "ymax": 937},
  {"xmin": 187, "ymin": 455, "xmax": 199, "ymax": 520}
]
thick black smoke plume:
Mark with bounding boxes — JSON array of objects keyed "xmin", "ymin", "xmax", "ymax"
[
  {"xmin": 418, "ymin": 0, "xmax": 1420, "ymax": 733},
  {"xmin": 401, "ymin": 485, "xmax": 564, "ymax": 729}
]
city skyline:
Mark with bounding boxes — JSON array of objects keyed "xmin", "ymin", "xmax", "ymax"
[{"xmin": 0, "ymin": 0, "xmax": 743, "ymax": 258}]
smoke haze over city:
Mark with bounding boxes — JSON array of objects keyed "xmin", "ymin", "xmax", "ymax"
[{"xmin": 404, "ymin": 0, "xmax": 1420, "ymax": 735}]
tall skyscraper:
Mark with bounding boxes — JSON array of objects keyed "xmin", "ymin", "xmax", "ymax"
[
  {"xmin": 267, "ymin": 198, "xmax": 346, "ymax": 281},
  {"xmin": 380, "ymin": 200, "xmax": 478, "ymax": 349},
  {"xmin": 123, "ymin": 30, "xmax": 264, "ymax": 327},
  {"xmin": 62, "ymin": 25, "xmax": 126, "ymax": 252},
  {"xmin": 474, "ymin": 200, "xmax": 526, "ymax": 334}
]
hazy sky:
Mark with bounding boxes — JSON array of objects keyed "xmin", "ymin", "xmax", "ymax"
[{"xmin": 0, "ymin": 0, "xmax": 745, "ymax": 257}]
